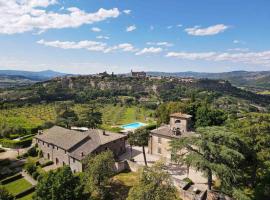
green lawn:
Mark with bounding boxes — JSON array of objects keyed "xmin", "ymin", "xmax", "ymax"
[
  {"xmin": 18, "ymin": 192, "xmax": 34, "ymax": 200},
  {"xmin": 3, "ymin": 178, "xmax": 32, "ymax": 196},
  {"xmin": 110, "ymin": 171, "xmax": 139, "ymax": 200}
]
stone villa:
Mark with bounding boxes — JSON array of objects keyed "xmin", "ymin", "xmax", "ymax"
[
  {"xmin": 35, "ymin": 126, "xmax": 127, "ymax": 172},
  {"xmin": 148, "ymin": 113, "xmax": 194, "ymax": 160}
]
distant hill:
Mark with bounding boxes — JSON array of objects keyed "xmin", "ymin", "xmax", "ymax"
[
  {"xmin": 0, "ymin": 70, "xmax": 68, "ymax": 88},
  {"xmin": 146, "ymin": 71, "xmax": 270, "ymax": 91}
]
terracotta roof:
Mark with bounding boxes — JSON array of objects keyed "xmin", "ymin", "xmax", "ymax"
[
  {"xmin": 35, "ymin": 126, "xmax": 127, "ymax": 160},
  {"xmin": 170, "ymin": 113, "xmax": 192, "ymax": 119}
]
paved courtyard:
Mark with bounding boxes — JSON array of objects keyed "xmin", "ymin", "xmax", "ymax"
[{"xmin": 120, "ymin": 145, "xmax": 208, "ymax": 190}]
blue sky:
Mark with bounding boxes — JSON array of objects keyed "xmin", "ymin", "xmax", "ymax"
[{"xmin": 0, "ymin": 0, "xmax": 270, "ymax": 74}]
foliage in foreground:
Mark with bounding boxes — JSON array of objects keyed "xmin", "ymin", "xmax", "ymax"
[
  {"xmin": 0, "ymin": 186, "xmax": 14, "ymax": 200},
  {"xmin": 33, "ymin": 166, "xmax": 86, "ymax": 200},
  {"xmin": 127, "ymin": 162, "xmax": 177, "ymax": 200},
  {"xmin": 83, "ymin": 150, "xmax": 115, "ymax": 200},
  {"xmin": 171, "ymin": 126, "xmax": 244, "ymax": 191}
]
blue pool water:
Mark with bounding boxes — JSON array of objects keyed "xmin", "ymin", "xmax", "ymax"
[{"xmin": 121, "ymin": 122, "xmax": 147, "ymax": 130}]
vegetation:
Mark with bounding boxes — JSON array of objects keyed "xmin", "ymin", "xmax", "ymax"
[
  {"xmin": 83, "ymin": 150, "xmax": 115, "ymax": 199},
  {"xmin": 171, "ymin": 126, "xmax": 244, "ymax": 191},
  {"xmin": 127, "ymin": 162, "xmax": 177, "ymax": 200},
  {"xmin": 128, "ymin": 128, "xmax": 150, "ymax": 166},
  {"xmin": 111, "ymin": 171, "xmax": 139, "ymax": 200},
  {"xmin": 34, "ymin": 166, "xmax": 86, "ymax": 200},
  {"xmin": 2, "ymin": 178, "xmax": 32, "ymax": 196},
  {"xmin": 0, "ymin": 186, "xmax": 14, "ymax": 200}
]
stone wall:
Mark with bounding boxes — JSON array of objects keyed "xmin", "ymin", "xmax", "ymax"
[
  {"xmin": 148, "ymin": 135, "xmax": 172, "ymax": 159},
  {"xmin": 36, "ymin": 139, "xmax": 82, "ymax": 172}
]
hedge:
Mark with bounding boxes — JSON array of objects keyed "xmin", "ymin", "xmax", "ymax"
[
  {"xmin": 0, "ymin": 173, "xmax": 22, "ymax": 184},
  {"xmin": 0, "ymin": 137, "xmax": 33, "ymax": 148},
  {"xmin": 15, "ymin": 186, "xmax": 36, "ymax": 198},
  {"xmin": 40, "ymin": 160, "xmax": 54, "ymax": 168}
]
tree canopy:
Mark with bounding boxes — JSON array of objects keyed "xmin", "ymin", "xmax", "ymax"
[
  {"xmin": 33, "ymin": 166, "xmax": 86, "ymax": 200},
  {"xmin": 128, "ymin": 128, "xmax": 150, "ymax": 166},
  {"xmin": 170, "ymin": 126, "xmax": 244, "ymax": 191},
  {"xmin": 127, "ymin": 162, "xmax": 177, "ymax": 200},
  {"xmin": 83, "ymin": 150, "xmax": 115, "ymax": 200}
]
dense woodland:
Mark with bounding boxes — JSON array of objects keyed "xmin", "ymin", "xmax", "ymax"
[{"xmin": 0, "ymin": 75, "xmax": 270, "ymax": 200}]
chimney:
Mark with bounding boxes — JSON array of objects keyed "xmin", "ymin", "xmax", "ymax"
[
  {"xmin": 103, "ymin": 130, "xmax": 106, "ymax": 136},
  {"xmin": 81, "ymin": 152, "xmax": 84, "ymax": 157},
  {"xmin": 38, "ymin": 130, "xmax": 43, "ymax": 135}
]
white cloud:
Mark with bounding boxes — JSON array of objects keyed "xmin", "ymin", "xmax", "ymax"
[
  {"xmin": 233, "ymin": 39, "xmax": 246, "ymax": 44},
  {"xmin": 166, "ymin": 50, "xmax": 270, "ymax": 66},
  {"xmin": 0, "ymin": 0, "xmax": 120, "ymax": 34},
  {"xmin": 176, "ymin": 24, "xmax": 183, "ymax": 27},
  {"xmin": 136, "ymin": 47, "xmax": 163, "ymax": 55},
  {"xmin": 123, "ymin": 10, "xmax": 131, "ymax": 14},
  {"xmin": 126, "ymin": 25, "xmax": 136, "ymax": 32},
  {"xmin": 227, "ymin": 48, "xmax": 249, "ymax": 52},
  {"xmin": 167, "ymin": 25, "xmax": 173, "ymax": 29},
  {"xmin": 150, "ymin": 25, "xmax": 154, "ymax": 31},
  {"xmin": 91, "ymin": 27, "xmax": 101, "ymax": 32},
  {"xmin": 96, "ymin": 35, "xmax": 110, "ymax": 40},
  {"xmin": 37, "ymin": 39, "xmax": 137, "ymax": 53},
  {"xmin": 185, "ymin": 24, "xmax": 229, "ymax": 36},
  {"xmin": 146, "ymin": 42, "xmax": 173, "ymax": 47}
]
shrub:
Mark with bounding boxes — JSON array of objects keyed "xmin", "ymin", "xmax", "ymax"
[
  {"xmin": 24, "ymin": 161, "xmax": 37, "ymax": 175},
  {"xmin": 32, "ymin": 171, "xmax": 40, "ymax": 180},
  {"xmin": 0, "ymin": 159, "xmax": 11, "ymax": 167},
  {"xmin": 183, "ymin": 177, "xmax": 194, "ymax": 185},
  {"xmin": 40, "ymin": 160, "xmax": 54, "ymax": 168},
  {"xmin": 0, "ymin": 174, "xmax": 22, "ymax": 184},
  {"xmin": 15, "ymin": 186, "xmax": 35, "ymax": 199},
  {"xmin": 0, "ymin": 137, "xmax": 32, "ymax": 148},
  {"xmin": 27, "ymin": 146, "xmax": 38, "ymax": 157}
]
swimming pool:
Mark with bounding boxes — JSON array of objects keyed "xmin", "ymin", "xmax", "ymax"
[{"xmin": 120, "ymin": 122, "xmax": 147, "ymax": 130}]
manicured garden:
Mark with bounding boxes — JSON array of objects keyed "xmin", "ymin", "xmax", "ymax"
[{"xmin": 3, "ymin": 177, "xmax": 32, "ymax": 196}]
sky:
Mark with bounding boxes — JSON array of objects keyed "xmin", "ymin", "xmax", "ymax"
[{"xmin": 0, "ymin": 0, "xmax": 270, "ymax": 74}]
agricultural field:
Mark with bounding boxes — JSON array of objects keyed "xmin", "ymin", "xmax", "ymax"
[
  {"xmin": 258, "ymin": 90, "xmax": 270, "ymax": 95},
  {"xmin": 0, "ymin": 104, "xmax": 57, "ymax": 130},
  {"xmin": 0, "ymin": 103, "xmax": 155, "ymax": 133}
]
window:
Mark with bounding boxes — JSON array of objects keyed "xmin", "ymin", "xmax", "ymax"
[
  {"xmin": 175, "ymin": 119, "xmax": 181, "ymax": 124},
  {"xmin": 47, "ymin": 143, "xmax": 49, "ymax": 147},
  {"xmin": 158, "ymin": 147, "xmax": 162, "ymax": 154},
  {"xmin": 158, "ymin": 137, "xmax": 162, "ymax": 144},
  {"xmin": 73, "ymin": 158, "xmax": 75, "ymax": 163}
]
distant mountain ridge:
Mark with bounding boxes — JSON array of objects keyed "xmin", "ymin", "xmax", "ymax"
[
  {"xmin": 0, "ymin": 70, "xmax": 68, "ymax": 88},
  {"xmin": 0, "ymin": 70, "xmax": 67, "ymax": 81},
  {"xmin": 146, "ymin": 70, "xmax": 270, "ymax": 90}
]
